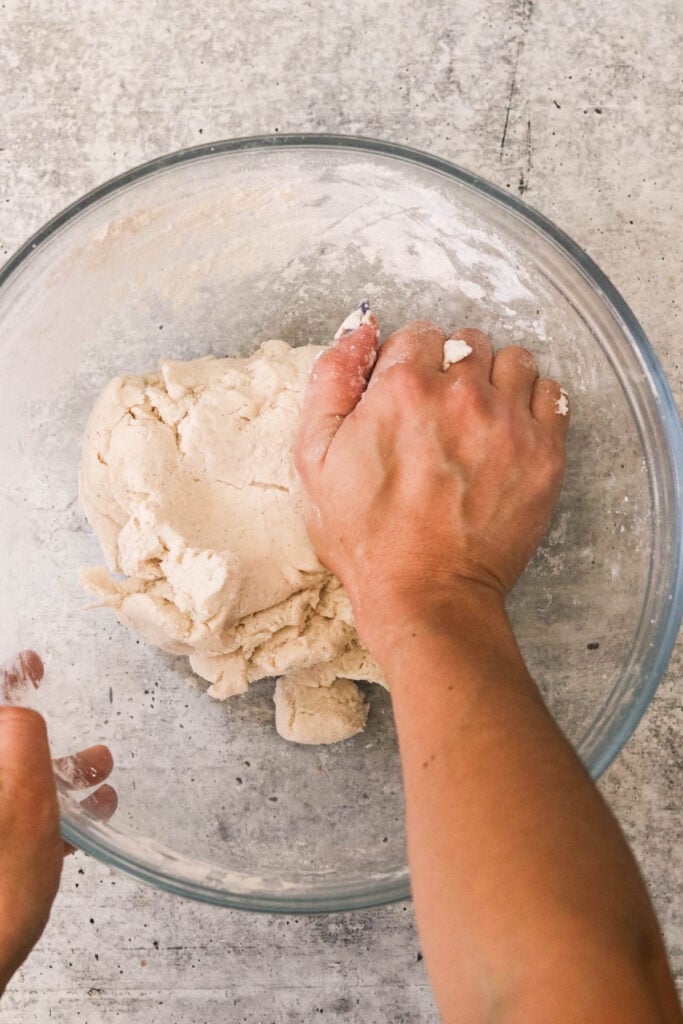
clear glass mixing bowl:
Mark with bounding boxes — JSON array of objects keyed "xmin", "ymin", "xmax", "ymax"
[{"xmin": 0, "ymin": 134, "xmax": 681, "ymax": 911}]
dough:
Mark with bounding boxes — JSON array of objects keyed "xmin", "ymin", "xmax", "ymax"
[
  {"xmin": 79, "ymin": 336, "xmax": 385, "ymax": 744},
  {"xmin": 274, "ymin": 677, "xmax": 369, "ymax": 745},
  {"xmin": 442, "ymin": 337, "xmax": 473, "ymax": 370}
]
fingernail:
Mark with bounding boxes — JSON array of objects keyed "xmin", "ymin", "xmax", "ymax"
[{"xmin": 334, "ymin": 300, "xmax": 373, "ymax": 341}]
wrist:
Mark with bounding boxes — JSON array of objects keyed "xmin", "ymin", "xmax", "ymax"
[
  {"xmin": 353, "ymin": 578, "xmax": 510, "ymax": 669},
  {"xmin": 355, "ymin": 578, "xmax": 546, "ymax": 742}
]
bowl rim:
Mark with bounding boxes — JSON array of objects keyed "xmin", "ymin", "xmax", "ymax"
[{"xmin": 3, "ymin": 132, "xmax": 682, "ymax": 913}]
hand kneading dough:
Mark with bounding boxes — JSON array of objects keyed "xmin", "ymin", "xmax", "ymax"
[{"xmin": 79, "ymin": 339, "xmax": 385, "ymax": 743}]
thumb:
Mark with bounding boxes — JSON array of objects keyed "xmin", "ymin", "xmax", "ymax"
[
  {"xmin": 0, "ymin": 707, "xmax": 55, "ymax": 803},
  {"xmin": 295, "ymin": 304, "xmax": 380, "ymax": 476}
]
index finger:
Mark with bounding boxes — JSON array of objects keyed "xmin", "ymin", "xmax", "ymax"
[
  {"xmin": 294, "ymin": 309, "xmax": 379, "ymax": 477},
  {"xmin": 371, "ymin": 320, "xmax": 446, "ymax": 378}
]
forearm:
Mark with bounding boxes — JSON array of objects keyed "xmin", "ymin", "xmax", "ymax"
[{"xmin": 360, "ymin": 587, "xmax": 681, "ymax": 1024}]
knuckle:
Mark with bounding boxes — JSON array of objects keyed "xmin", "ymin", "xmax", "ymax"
[
  {"xmin": 452, "ymin": 377, "xmax": 489, "ymax": 419},
  {"xmin": 450, "ymin": 328, "xmax": 493, "ymax": 357},
  {"xmin": 405, "ymin": 319, "xmax": 445, "ymax": 339},
  {"xmin": 543, "ymin": 376, "xmax": 562, "ymax": 391},
  {"xmin": 536, "ymin": 442, "xmax": 565, "ymax": 483},
  {"xmin": 536, "ymin": 377, "xmax": 561, "ymax": 396},
  {"xmin": 493, "ymin": 424, "xmax": 522, "ymax": 464},
  {"xmin": 451, "ymin": 327, "xmax": 491, "ymax": 346},
  {"xmin": 500, "ymin": 345, "xmax": 537, "ymax": 372},
  {"xmin": 385, "ymin": 360, "xmax": 430, "ymax": 401}
]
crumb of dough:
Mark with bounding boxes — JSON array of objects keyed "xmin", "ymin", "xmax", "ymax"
[
  {"xmin": 79, "ymin": 339, "xmax": 385, "ymax": 743},
  {"xmin": 442, "ymin": 337, "xmax": 473, "ymax": 370},
  {"xmin": 555, "ymin": 389, "xmax": 570, "ymax": 416}
]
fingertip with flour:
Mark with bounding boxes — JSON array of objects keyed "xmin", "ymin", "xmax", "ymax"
[
  {"xmin": 295, "ymin": 304, "xmax": 380, "ymax": 476},
  {"xmin": 334, "ymin": 300, "xmax": 379, "ymax": 342}
]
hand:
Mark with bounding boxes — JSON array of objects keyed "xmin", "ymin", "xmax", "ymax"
[
  {"xmin": 295, "ymin": 318, "xmax": 568, "ymax": 650},
  {"xmin": 0, "ymin": 652, "xmax": 116, "ymax": 996},
  {"xmin": 294, "ymin": 318, "xmax": 683, "ymax": 1023}
]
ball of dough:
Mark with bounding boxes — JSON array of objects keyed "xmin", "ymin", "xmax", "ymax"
[{"xmin": 274, "ymin": 677, "xmax": 369, "ymax": 745}]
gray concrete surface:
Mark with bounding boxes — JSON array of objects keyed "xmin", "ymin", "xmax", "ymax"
[{"xmin": 0, "ymin": 0, "xmax": 681, "ymax": 1020}]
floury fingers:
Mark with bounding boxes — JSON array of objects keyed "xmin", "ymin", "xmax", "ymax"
[{"xmin": 334, "ymin": 300, "xmax": 377, "ymax": 341}]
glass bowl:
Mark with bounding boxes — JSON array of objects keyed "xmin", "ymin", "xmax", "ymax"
[{"xmin": 0, "ymin": 134, "xmax": 681, "ymax": 912}]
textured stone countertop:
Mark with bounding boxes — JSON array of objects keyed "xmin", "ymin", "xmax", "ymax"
[{"xmin": 0, "ymin": 1, "xmax": 680, "ymax": 1020}]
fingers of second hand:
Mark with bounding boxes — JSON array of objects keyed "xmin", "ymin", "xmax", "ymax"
[
  {"xmin": 62, "ymin": 782, "xmax": 118, "ymax": 857},
  {"xmin": 53, "ymin": 744, "xmax": 114, "ymax": 791},
  {"xmin": 79, "ymin": 783, "xmax": 118, "ymax": 820},
  {"xmin": 0, "ymin": 649, "xmax": 44, "ymax": 701}
]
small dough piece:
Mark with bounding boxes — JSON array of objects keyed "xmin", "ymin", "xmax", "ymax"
[
  {"xmin": 442, "ymin": 337, "xmax": 473, "ymax": 370},
  {"xmin": 79, "ymin": 337, "xmax": 385, "ymax": 743},
  {"xmin": 555, "ymin": 389, "xmax": 570, "ymax": 416},
  {"xmin": 274, "ymin": 677, "xmax": 369, "ymax": 745}
]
